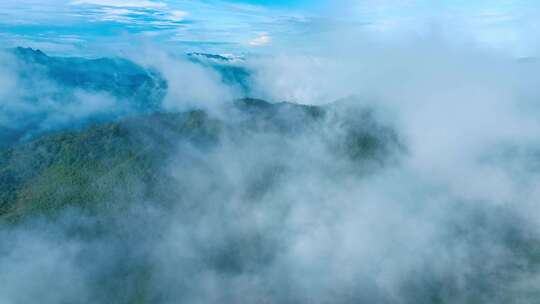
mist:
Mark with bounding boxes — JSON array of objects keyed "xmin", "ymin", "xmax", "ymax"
[{"xmin": 2, "ymin": 3, "xmax": 540, "ymax": 304}]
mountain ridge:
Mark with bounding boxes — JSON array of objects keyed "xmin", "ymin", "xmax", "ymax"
[{"xmin": 0, "ymin": 98, "xmax": 399, "ymax": 222}]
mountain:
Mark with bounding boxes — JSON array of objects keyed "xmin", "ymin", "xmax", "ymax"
[
  {"xmin": 0, "ymin": 48, "xmax": 255, "ymax": 148},
  {"xmin": 1, "ymin": 98, "xmax": 539, "ymax": 304},
  {"xmin": 186, "ymin": 51, "xmax": 252, "ymax": 94},
  {"xmin": 187, "ymin": 52, "xmax": 245, "ymax": 63},
  {"xmin": 11, "ymin": 47, "xmax": 167, "ymax": 108},
  {"xmin": 0, "ymin": 48, "xmax": 168, "ymax": 147},
  {"xmin": 0, "ymin": 97, "xmax": 404, "ymax": 303},
  {"xmin": 0, "ymin": 98, "xmax": 398, "ymax": 222}
]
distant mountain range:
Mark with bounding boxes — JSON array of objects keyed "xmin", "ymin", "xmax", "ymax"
[
  {"xmin": 11, "ymin": 47, "xmax": 168, "ymax": 110},
  {"xmin": 186, "ymin": 51, "xmax": 252, "ymax": 94},
  {"xmin": 0, "ymin": 48, "xmax": 254, "ymax": 147},
  {"xmin": 186, "ymin": 52, "xmax": 246, "ymax": 63}
]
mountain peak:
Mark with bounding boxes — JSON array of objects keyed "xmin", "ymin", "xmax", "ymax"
[
  {"xmin": 187, "ymin": 52, "xmax": 245, "ymax": 63},
  {"xmin": 10, "ymin": 47, "xmax": 48, "ymax": 62}
]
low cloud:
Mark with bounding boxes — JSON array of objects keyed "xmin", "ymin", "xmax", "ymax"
[
  {"xmin": 130, "ymin": 48, "xmax": 240, "ymax": 112},
  {"xmin": 0, "ymin": 48, "xmax": 168, "ymax": 145}
]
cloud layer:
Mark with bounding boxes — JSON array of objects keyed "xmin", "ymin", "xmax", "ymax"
[{"xmin": 2, "ymin": 32, "xmax": 540, "ymax": 303}]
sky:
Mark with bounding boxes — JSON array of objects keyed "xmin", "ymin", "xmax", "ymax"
[{"xmin": 0, "ymin": 0, "xmax": 539, "ymax": 56}]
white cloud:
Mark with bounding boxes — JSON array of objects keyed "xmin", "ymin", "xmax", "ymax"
[
  {"xmin": 70, "ymin": 1, "xmax": 189, "ymax": 28},
  {"xmin": 169, "ymin": 10, "xmax": 188, "ymax": 22},
  {"xmin": 248, "ymin": 33, "xmax": 271, "ymax": 46},
  {"xmin": 70, "ymin": 0, "xmax": 166, "ymax": 8},
  {"xmin": 98, "ymin": 7, "xmax": 138, "ymax": 22}
]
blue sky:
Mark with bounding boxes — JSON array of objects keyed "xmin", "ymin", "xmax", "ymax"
[{"xmin": 0, "ymin": 0, "xmax": 538, "ymax": 56}]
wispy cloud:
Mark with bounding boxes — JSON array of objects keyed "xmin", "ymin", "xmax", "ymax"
[
  {"xmin": 3, "ymin": 0, "xmax": 536, "ymax": 56},
  {"xmin": 169, "ymin": 10, "xmax": 188, "ymax": 21},
  {"xmin": 0, "ymin": 0, "xmax": 315, "ymax": 54},
  {"xmin": 84, "ymin": 6, "xmax": 190, "ymax": 27},
  {"xmin": 248, "ymin": 33, "xmax": 271, "ymax": 46},
  {"xmin": 70, "ymin": 0, "xmax": 166, "ymax": 8}
]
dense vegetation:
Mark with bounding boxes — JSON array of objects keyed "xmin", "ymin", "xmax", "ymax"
[
  {"xmin": 0, "ymin": 110, "xmax": 216, "ymax": 221},
  {"xmin": 0, "ymin": 98, "xmax": 395, "ymax": 222}
]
